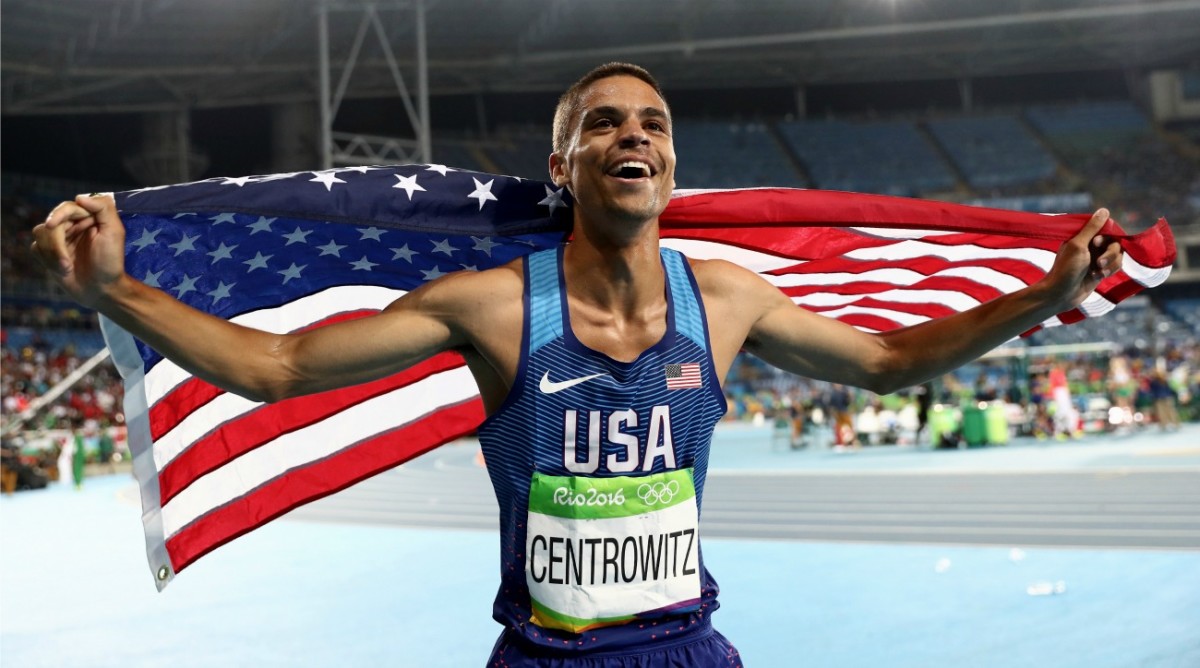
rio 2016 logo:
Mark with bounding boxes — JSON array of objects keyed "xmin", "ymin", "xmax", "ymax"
[{"xmin": 636, "ymin": 480, "xmax": 680, "ymax": 506}]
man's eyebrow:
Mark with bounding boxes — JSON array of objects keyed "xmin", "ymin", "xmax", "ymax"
[{"xmin": 584, "ymin": 105, "xmax": 671, "ymax": 122}]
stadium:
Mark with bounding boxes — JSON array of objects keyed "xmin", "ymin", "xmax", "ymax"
[{"xmin": 2, "ymin": 1, "xmax": 1199, "ymax": 666}]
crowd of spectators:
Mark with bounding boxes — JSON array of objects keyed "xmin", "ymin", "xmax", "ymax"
[{"xmin": 722, "ymin": 340, "xmax": 1197, "ymax": 448}]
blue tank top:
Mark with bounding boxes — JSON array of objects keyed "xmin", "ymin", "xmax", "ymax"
[{"xmin": 477, "ymin": 245, "xmax": 727, "ymax": 654}]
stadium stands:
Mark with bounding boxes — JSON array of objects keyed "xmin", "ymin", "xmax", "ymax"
[
  {"xmin": 776, "ymin": 119, "xmax": 956, "ymax": 196},
  {"xmin": 671, "ymin": 120, "xmax": 806, "ymax": 190},
  {"xmin": 925, "ymin": 115, "xmax": 1059, "ymax": 190},
  {"xmin": 1025, "ymin": 101, "xmax": 1151, "ymax": 156}
]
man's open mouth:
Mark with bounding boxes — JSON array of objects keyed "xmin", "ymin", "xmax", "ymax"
[{"xmin": 606, "ymin": 161, "xmax": 654, "ymax": 180}]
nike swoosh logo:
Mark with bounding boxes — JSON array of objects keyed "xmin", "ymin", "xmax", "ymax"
[{"xmin": 539, "ymin": 371, "xmax": 609, "ymax": 394}]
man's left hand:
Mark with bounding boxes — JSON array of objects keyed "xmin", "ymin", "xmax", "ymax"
[{"xmin": 1040, "ymin": 207, "xmax": 1124, "ymax": 311}]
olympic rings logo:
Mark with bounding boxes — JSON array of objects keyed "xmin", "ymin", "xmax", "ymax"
[{"xmin": 636, "ymin": 480, "xmax": 680, "ymax": 506}]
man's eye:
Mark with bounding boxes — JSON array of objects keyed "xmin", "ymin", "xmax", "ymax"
[
  {"xmin": 647, "ymin": 122, "xmax": 665, "ymax": 132},
  {"xmin": 594, "ymin": 119, "xmax": 614, "ymax": 128}
]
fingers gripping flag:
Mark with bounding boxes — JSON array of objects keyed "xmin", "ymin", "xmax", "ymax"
[{"xmin": 100, "ymin": 165, "xmax": 1175, "ymax": 589}]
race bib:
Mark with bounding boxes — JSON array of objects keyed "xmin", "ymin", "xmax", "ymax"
[{"xmin": 525, "ymin": 468, "xmax": 701, "ymax": 633}]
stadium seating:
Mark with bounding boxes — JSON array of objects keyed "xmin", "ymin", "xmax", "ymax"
[
  {"xmin": 925, "ymin": 115, "xmax": 1058, "ymax": 189},
  {"xmin": 1025, "ymin": 101, "xmax": 1151, "ymax": 156},
  {"xmin": 775, "ymin": 119, "xmax": 956, "ymax": 196},
  {"xmin": 670, "ymin": 120, "xmax": 805, "ymax": 190},
  {"xmin": 487, "ymin": 134, "xmax": 554, "ymax": 181}
]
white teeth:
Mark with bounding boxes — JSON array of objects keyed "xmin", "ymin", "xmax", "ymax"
[{"xmin": 610, "ymin": 161, "xmax": 650, "ymax": 177}]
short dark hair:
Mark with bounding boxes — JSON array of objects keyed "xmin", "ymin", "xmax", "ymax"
[{"xmin": 552, "ymin": 62, "xmax": 669, "ymax": 156}]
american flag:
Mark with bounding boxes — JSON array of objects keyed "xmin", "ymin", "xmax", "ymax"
[
  {"xmin": 665, "ymin": 363, "xmax": 703, "ymax": 389},
  {"xmin": 101, "ymin": 165, "xmax": 1175, "ymax": 590}
]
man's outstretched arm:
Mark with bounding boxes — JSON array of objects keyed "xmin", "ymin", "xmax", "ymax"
[
  {"xmin": 31, "ymin": 194, "xmax": 481, "ymax": 403},
  {"xmin": 705, "ymin": 208, "xmax": 1123, "ymax": 394}
]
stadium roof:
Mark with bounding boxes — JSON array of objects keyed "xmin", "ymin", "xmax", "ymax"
[{"xmin": 3, "ymin": 0, "xmax": 1200, "ymax": 115}]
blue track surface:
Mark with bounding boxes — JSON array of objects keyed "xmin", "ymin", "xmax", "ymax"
[{"xmin": 2, "ymin": 428, "xmax": 1199, "ymax": 667}]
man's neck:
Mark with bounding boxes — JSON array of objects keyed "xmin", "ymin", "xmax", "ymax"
[{"xmin": 563, "ymin": 216, "xmax": 664, "ymax": 319}]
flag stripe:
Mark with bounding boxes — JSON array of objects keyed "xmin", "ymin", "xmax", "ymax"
[
  {"xmin": 143, "ymin": 285, "xmax": 406, "ymax": 405},
  {"xmin": 148, "ymin": 309, "xmax": 379, "ymax": 441},
  {"xmin": 161, "ymin": 364, "xmax": 479, "ymax": 539},
  {"xmin": 165, "ymin": 398, "xmax": 485, "ymax": 573},
  {"xmin": 158, "ymin": 352, "xmax": 469, "ymax": 505}
]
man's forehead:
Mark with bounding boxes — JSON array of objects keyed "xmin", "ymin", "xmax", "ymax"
[{"xmin": 577, "ymin": 76, "xmax": 668, "ymax": 115}]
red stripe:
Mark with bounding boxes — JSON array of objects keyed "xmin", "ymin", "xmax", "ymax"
[
  {"xmin": 781, "ymin": 277, "xmax": 1007, "ymax": 306},
  {"xmin": 785, "ymin": 254, "xmax": 1046, "ymax": 286},
  {"xmin": 158, "ymin": 352, "xmax": 467, "ymax": 505},
  {"xmin": 832, "ymin": 313, "xmax": 906, "ymax": 332},
  {"xmin": 803, "ymin": 297, "xmax": 957, "ymax": 321},
  {"xmin": 165, "ymin": 397, "xmax": 485, "ymax": 574},
  {"xmin": 149, "ymin": 309, "xmax": 379, "ymax": 441},
  {"xmin": 663, "ymin": 189, "xmax": 1102, "ymax": 241}
]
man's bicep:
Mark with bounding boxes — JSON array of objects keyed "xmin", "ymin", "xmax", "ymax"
[
  {"xmin": 280, "ymin": 278, "xmax": 467, "ymax": 396},
  {"xmin": 745, "ymin": 292, "xmax": 888, "ymax": 390}
]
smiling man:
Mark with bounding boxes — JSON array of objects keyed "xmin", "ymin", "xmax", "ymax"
[{"xmin": 32, "ymin": 62, "xmax": 1121, "ymax": 666}]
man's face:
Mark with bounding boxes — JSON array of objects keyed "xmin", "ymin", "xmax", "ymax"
[{"xmin": 551, "ymin": 75, "xmax": 676, "ymax": 227}]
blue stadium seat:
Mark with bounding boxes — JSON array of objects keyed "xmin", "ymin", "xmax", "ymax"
[
  {"xmin": 925, "ymin": 115, "xmax": 1058, "ymax": 190},
  {"xmin": 775, "ymin": 119, "xmax": 956, "ymax": 196}
]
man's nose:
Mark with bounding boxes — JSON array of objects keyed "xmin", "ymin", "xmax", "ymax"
[{"xmin": 617, "ymin": 120, "xmax": 650, "ymax": 147}]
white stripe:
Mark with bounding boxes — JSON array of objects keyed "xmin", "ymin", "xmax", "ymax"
[
  {"xmin": 849, "ymin": 226, "xmax": 956, "ymax": 239},
  {"xmin": 160, "ymin": 365, "xmax": 477, "ymax": 539},
  {"xmin": 660, "ymin": 238, "xmax": 800, "ymax": 272},
  {"xmin": 1078, "ymin": 292, "xmax": 1117, "ymax": 318},
  {"xmin": 845, "ymin": 240, "xmax": 1056, "ymax": 269},
  {"xmin": 810, "ymin": 304, "xmax": 931, "ymax": 327},
  {"xmin": 794, "ymin": 288, "xmax": 981, "ymax": 311},
  {"xmin": 767, "ymin": 265, "xmax": 1028, "ymax": 293},
  {"xmin": 939, "ymin": 266, "xmax": 1029, "ymax": 293},
  {"xmin": 143, "ymin": 285, "xmax": 405, "ymax": 405},
  {"xmin": 1122, "ymin": 255, "xmax": 1171, "ymax": 287},
  {"xmin": 153, "ymin": 392, "xmax": 264, "ymax": 471}
]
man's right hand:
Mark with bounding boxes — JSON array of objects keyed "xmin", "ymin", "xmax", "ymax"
[{"xmin": 31, "ymin": 194, "xmax": 128, "ymax": 308}]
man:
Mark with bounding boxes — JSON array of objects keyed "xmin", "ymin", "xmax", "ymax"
[{"xmin": 32, "ymin": 62, "xmax": 1121, "ymax": 666}]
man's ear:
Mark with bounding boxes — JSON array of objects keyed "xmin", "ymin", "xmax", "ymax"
[{"xmin": 549, "ymin": 152, "xmax": 569, "ymax": 187}]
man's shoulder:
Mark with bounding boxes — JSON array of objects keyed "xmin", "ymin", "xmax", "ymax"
[
  {"xmin": 428, "ymin": 257, "xmax": 524, "ymax": 301},
  {"xmin": 683, "ymin": 255, "xmax": 763, "ymax": 296}
]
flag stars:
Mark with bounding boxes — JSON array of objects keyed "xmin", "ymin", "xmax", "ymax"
[
  {"xmin": 278, "ymin": 263, "xmax": 306, "ymax": 284},
  {"xmin": 431, "ymin": 238, "xmax": 457, "ymax": 257},
  {"xmin": 467, "ymin": 177, "xmax": 498, "ymax": 210},
  {"xmin": 207, "ymin": 242, "xmax": 238, "ymax": 264},
  {"xmin": 309, "ymin": 170, "xmax": 348, "ymax": 191},
  {"xmin": 317, "ymin": 239, "xmax": 347, "ymax": 257},
  {"xmin": 142, "ymin": 268, "xmax": 164, "ymax": 288},
  {"xmin": 471, "ymin": 236, "xmax": 500, "ymax": 256},
  {"xmin": 393, "ymin": 173, "xmax": 426, "ymax": 200},
  {"xmin": 391, "ymin": 244, "xmax": 416, "ymax": 262},
  {"xmin": 174, "ymin": 274, "xmax": 200, "ymax": 298},
  {"xmin": 359, "ymin": 227, "xmax": 386, "ymax": 242},
  {"xmin": 425, "ymin": 164, "xmax": 454, "ymax": 176},
  {"xmin": 349, "ymin": 256, "xmax": 378, "ymax": 271},
  {"xmin": 207, "ymin": 282, "xmax": 235, "ymax": 305},
  {"xmin": 169, "ymin": 233, "xmax": 199, "ymax": 256},
  {"xmin": 210, "ymin": 212, "xmax": 238, "ymax": 225},
  {"xmin": 248, "ymin": 216, "xmax": 276, "ymax": 235},
  {"xmin": 539, "ymin": 186, "xmax": 569, "ymax": 216},
  {"xmin": 130, "ymin": 228, "xmax": 161, "ymax": 251},
  {"xmin": 219, "ymin": 176, "xmax": 254, "ymax": 187},
  {"xmin": 243, "ymin": 251, "xmax": 272, "ymax": 272},
  {"xmin": 421, "ymin": 266, "xmax": 447, "ymax": 280},
  {"xmin": 282, "ymin": 227, "xmax": 313, "ymax": 246}
]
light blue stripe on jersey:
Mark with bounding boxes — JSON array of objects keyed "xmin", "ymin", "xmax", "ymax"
[
  {"xmin": 527, "ymin": 248, "xmax": 563, "ymax": 353},
  {"xmin": 662, "ymin": 248, "xmax": 706, "ymax": 349}
]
